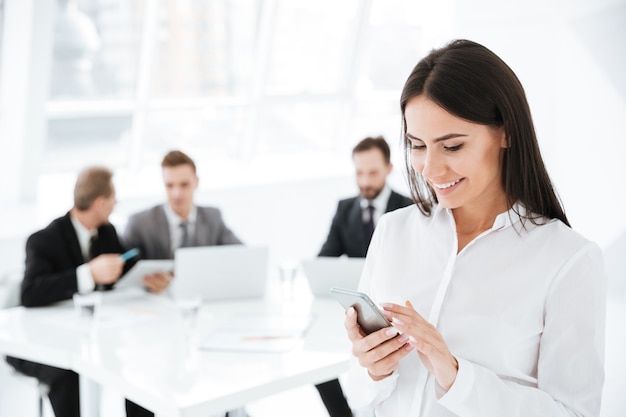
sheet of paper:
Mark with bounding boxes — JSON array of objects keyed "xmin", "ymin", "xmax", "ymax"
[{"xmin": 199, "ymin": 313, "xmax": 316, "ymax": 353}]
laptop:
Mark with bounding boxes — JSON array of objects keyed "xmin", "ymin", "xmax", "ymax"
[
  {"xmin": 301, "ymin": 257, "xmax": 365, "ymax": 297},
  {"xmin": 172, "ymin": 245, "xmax": 269, "ymax": 301}
]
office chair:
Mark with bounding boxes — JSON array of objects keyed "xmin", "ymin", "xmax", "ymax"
[
  {"xmin": 1, "ymin": 269, "xmax": 51, "ymax": 417},
  {"xmin": 6, "ymin": 367, "xmax": 50, "ymax": 417}
]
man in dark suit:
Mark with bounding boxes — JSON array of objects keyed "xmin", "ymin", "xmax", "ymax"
[
  {"xmin": 5, "ymin": 166, "xmax": 152, "ymax": 417},
  {"xmin": 316, "ymin": 136, "xmax": 413, "ymax": 417},
  {"xmin": 319, "ymin": 136, "xmax": 413, "ymax": 258},
  {"xmin": 123, "ymin": 150, "xmax": 241, "ymax": 261}
]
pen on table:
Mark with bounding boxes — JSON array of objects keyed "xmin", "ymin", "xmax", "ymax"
[{"xmin": 120, "ymin": 248, "xmax": 140, "ymax": 262}]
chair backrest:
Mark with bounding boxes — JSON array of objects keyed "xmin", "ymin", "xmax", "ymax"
[{"xmin": 0, "ymin": 269, "xmax": 23, "ymax": 308}]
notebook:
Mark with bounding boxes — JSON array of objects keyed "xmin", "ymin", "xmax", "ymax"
[
  {"xmin": 301, "ymin": 257, "xmax": 365, "ymax": 297},
  {"xmin": 172, "ymin": 245, "xmax": 269, "ymax": 301}
]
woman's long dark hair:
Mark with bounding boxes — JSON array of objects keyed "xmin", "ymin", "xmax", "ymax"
[{"xmin": 400, "ymin": 39, "xmax": 569, "ymax": 227}]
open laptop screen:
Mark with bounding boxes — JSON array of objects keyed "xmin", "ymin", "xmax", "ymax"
[
  {"xmin": 173, "ymin": 245, "xmax": 269, "ymax": 301},
  {"xmin": 301, "ymin": 257, "xmax": 365, "ymax": 297}
]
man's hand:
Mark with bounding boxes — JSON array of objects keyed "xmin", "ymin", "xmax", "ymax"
[
  {"xmin": 89, "ymin": 254, "xmax": 124, "ymax": 285},
  {"xmin": 143, "ymin": 272, "xmax": 172, "ymax": 294}
]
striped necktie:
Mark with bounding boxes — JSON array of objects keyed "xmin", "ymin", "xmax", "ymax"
[{"xmin": 179, "ymin": 221, "xmax": 191, "ymax": 248}]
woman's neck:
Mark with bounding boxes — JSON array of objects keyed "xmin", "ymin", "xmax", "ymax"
[{"xmin": 452, "ymin": 197, "xmax": 509, "ymax": 252}]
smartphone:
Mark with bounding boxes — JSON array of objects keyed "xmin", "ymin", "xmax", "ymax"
[
  {"xmin": 120, "ymin": 248, "xmax": 140, "ymax": 262},
  {"xmin": 330, "ymin": 287, "xmax": 391, "ymax": 334}
]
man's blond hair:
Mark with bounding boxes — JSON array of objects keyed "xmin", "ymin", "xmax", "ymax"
[{"xmin": 74, "ymin": 166, "xmax": 113, "ymax": 211}]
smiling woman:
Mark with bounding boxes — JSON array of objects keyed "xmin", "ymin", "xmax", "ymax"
[
  {"xmin": 400, "ymin": 40, "xmax": 568, "ymax": 230},
  {"xmin": 342, "ymin": 39, "xmax": 607, "ymax": 417},
  {"xmin": 405, "ymin": 96, "xmax": 508, "ymax": 245}
]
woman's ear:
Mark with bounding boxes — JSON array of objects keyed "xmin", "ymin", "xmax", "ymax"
[{"xmin": 498, "ymin": 127, "xmax": 509, "ymax": 149}]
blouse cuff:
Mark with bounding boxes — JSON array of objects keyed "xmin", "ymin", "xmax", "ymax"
[
  {"xmin": 346, "ymin": 365, "xmax": 399, "ymax": 411},
  {"xmin": 438, "ymin": 357, "xmax": 475, "ymax": 409}
]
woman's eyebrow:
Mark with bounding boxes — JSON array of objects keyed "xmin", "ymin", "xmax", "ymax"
[{"xmin": 406, "ymin": 132, "xmax": 468, "ymax": 142}]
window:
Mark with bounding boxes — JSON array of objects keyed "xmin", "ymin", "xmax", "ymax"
[{"xmin": 39, "ymin": 0, "xmax": 422, "ymax": 186}]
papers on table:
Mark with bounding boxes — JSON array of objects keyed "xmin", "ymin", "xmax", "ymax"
[{"xmin": 199, "ymin": 313, "xmax": 316, "ymax": 353}]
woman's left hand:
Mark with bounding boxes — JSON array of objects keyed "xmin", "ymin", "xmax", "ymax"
[{"xmin": 382, "ymin": 301, "xmax": 458, "ymax": 391}]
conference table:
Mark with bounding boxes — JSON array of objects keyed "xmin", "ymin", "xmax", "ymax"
[{"xmin": 0, "ymin": 288, "xmax": 351, "ymax": 417}]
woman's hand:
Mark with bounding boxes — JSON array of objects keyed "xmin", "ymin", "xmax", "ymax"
[
  {"xmin": 344, "ymin": 306, "xmax": 414, "ymax": 381},
  {"xmin": 382, "ymin": 301, "xmax": 458, "ymax": 391}
]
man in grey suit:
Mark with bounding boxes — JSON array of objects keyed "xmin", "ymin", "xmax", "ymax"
[
  {"xmin": 124, "ymin": 151, "xmax": 242, "ymax": 417},
  {"xmin": 122, "ymin": 150, "xmax": 242, "ymax": 294}
]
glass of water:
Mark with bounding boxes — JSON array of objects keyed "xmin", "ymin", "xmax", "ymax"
[
  {"xmin": 279, "ymin": 262, "xmax": 298, "ymax": 311},
  {"xmin": 73, "ymin": 292, "xmax": 102, "ymax": 319},
  {"xmin": 175, "ymin": 296, "xmax": 203, "ymax": 344}
]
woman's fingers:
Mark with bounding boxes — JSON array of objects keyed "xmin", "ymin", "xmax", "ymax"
[
  {"xmin": 344, "ymin": 305, "xmax": 415, "ymax": 380},
  {"xmin": 381, "ymin": 301, "xmax": 459, "ymax": 390},
  {"xmin": 344, "ymin": 307, "xmax": 363, "ymax": 340},
  {"xmin": 382, "ymin": 301, "xmax": 425, "ymax": 323},
  {"xmin": 366, "ymin": 340, "xmax": 414, "ymax": 379}
]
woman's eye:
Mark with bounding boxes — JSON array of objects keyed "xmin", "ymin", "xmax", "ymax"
[
  {"xmin": 411, "ymin": 143, "xmax": 426, "ymax": 150},
  {"xmin": 444, "ymin": 144, "xmax": 463, "ymax": 152}
]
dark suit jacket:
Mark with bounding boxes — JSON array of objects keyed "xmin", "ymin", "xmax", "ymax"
[
  {"xmin": 20, "ymin": 212, "xmax": 132, "ymax": 307},
  {"xmin": 318, "ymin": 190, "xmax": 413, "ymax": 258},
  {"xmin": 122, "ymin": 204, "xmax": 242, "ymax": 260}
]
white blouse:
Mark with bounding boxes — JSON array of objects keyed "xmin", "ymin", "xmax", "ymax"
[{"xmin": 345, "ymin": 204, "xmax": 606, "ymax": 417}]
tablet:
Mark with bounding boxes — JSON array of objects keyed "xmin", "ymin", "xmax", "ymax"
[{"xmin": 116, "ymin": 260, "xmax": 174, "ymax": 289}]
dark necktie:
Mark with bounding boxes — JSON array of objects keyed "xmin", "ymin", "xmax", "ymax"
[
  {"xmin": 365, "ymin": 205, "xmax": 375, "ymax": 242},
  {"xmin": 87, "ymin": 234, "xmax": 98, "ymax": 261},
  {"xmin": 179, "ymin": 221, "xmax": 191, "ymax": 248}
]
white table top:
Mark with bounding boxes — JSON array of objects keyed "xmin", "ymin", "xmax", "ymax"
[{"xmin": 0, "ymin": 288, "xmax": 351, "ymax": 417}]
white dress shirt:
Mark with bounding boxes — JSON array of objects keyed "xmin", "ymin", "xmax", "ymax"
[
  {"xmin": 345, "ymin": 204, "xmax": 606, "ymax": 417},
  {"xmin": 70, "ymin": 215, "xmax": 98, "ymax": 294},
  {"xmin": 360, "ymin": 185, "xmax": 392, "ymax": 226}
]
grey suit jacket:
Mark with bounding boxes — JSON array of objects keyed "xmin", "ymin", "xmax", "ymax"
[{"xmin": 122, "ymin": 204, "xmax": 242, "ymax": 260}]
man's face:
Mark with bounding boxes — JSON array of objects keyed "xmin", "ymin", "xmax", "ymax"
[
  {"xmin": 353, "ymin": 148, "xmax": 392, "ymax": 200},
  {"xmin": 163, "ymin": 164, "xmax": 199, "ymax": 218}
]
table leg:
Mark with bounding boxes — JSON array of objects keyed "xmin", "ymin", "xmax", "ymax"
[
  {"xmin": 227, "ymin": 407, "xmax": 247, "ymax": 417},
  {"xmin": 79, "ymin": 374, "xmax": 101, "ymax": 417}
]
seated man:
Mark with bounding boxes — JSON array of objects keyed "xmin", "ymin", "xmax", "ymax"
[
  {"xmin": 5, "ymin": 166, "xmax": 152, "ymax": 417},
  {"xmin": 319, "ymin": 136, "xmax": 413, "ymax": 257},
  {"xmin": 123, "ymin": 150, "xmax": 243, "ymax": 417},
  {"xmin": 123, "ymin": 150, "xmax": 242, "ymax": 264}
]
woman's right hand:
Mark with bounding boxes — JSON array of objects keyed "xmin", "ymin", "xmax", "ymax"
[{"xmin": 344, "ymin": 306, "xmax": 414, "ymax": 381}]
